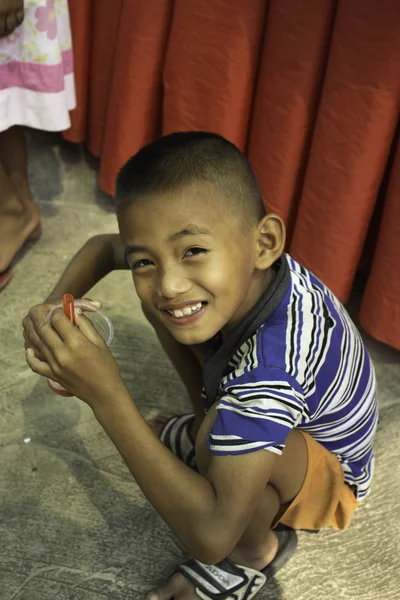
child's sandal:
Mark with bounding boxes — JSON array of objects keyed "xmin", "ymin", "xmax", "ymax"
[{"xmin": 176, "ymin": 528, "xmax": 298, "ymax": 600}]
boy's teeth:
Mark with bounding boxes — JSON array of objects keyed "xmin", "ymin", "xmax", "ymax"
[{"xmin": 169, "ymin": 302, "xmax": 203, "ymax": 318}]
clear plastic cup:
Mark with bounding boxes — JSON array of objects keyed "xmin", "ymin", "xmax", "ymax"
[{"xmin": 44, "ymin": 301, "xmax": 114, "ymax": 397}]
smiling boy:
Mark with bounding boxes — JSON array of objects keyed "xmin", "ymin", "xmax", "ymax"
[{"xmin": 24, "ymin": 132, "xmax": 378, "ymax": 600}]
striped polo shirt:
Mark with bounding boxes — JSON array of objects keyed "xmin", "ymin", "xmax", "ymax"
[{"xmin": 199, "ymin": 254, "xmax": 378, "ymax": 500}]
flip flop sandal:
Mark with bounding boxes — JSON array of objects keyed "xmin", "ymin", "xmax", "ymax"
[
  {"xmin": 176, "ymin": 527, "xmax": 297, "ymax": 600},
  {"xmin": 159, "ymin": 413, "xmax": 197, "ymax": 469}
]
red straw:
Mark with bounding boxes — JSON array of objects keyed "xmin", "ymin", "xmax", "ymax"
[{"xmin": 62, "ymin": 293, "xmax": 75, "ymax": 324}]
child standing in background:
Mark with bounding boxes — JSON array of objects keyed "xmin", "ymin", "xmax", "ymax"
[{"xmin": 0, "ymin": 0, "xmax": 75, "ymax": 290}]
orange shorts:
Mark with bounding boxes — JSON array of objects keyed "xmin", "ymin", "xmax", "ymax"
[{"xmin": 275, "ymin": 431, "xmax": 359, "ymax": 531}]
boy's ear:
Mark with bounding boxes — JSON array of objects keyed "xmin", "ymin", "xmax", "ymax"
[{"xmin": 254, "ymin": 214, "xmax": 286, "ymax": 269}]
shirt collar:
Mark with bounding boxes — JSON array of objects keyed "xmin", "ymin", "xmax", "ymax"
[{"xmin": 198, "ymin": 254, "xmax": 291, "ymax": 404}]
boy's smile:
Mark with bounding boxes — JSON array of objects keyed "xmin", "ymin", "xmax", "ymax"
[{"xmin": 118, "ymin": 183, "xmax": 274, "ymax": 345}]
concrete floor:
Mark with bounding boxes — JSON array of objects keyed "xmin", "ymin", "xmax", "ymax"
[{"xmin": 1, "ymin": 132, "xmax": 400, "ymax": 600}]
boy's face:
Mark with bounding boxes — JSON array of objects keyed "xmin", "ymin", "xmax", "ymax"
[{"xmin": 118, "ymin": 184, "xmax": 268, "ymax": 345}]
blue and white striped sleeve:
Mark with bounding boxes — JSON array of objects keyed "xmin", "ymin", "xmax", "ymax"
[{"xmin": 208, "ymin": 367, "xmax": 305, "ymax": 456}]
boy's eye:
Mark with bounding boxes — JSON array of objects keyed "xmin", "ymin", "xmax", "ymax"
[
  {"xmin": 185, "ymin": 247, "xmax": 207, "ymax": 258},
  {"xmin": 132, "ymin": 258, "xmax": 154, "ymax": 270}
]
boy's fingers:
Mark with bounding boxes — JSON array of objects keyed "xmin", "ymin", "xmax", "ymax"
[
  {"xmin": 48, "ymin": 308, "xmax": 102, "ymax": 346},
  {"xmin": 74, "ymin": 311, "xmax": 104, "ymax": 346},
  {"xmin": 47, "ymin": 308, "xmax": 77, "ymax": 342},
  {"xmin": 23, "ymin": 329, "xmax": 46, "ymax": 361},
  {"xmin": 82, "ymin": 297, "xmax": 102, "ymax": 307},
  {"xmin": 80, "ymin": 298, "xmax": 103, "ymax": 312},
  {"xmin": 23, "ymin": 317, "xmax": 41, "ymax": 347},
  {"xmin": 29, "ymin": 330, "xmax": 57, "ymax": 366},
  {"xmin": 27, "ymin": 304, "xmax": 53, "ymax": 332},
  {"xmin": 25, "ymin": 348, "xmax": 54, "ymax": 379},
  {"xmin": 39, "ymin": 315, "xmax": 65, "ymax": 350},
  {"xmin": 23, "ymin": 315, "xmax": 51, "ymax": 359}
]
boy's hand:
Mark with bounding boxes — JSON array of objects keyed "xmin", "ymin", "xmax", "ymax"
[
  {"xmin": 0, "ymin": 0, "xmax": 24, "ymax": 37},
  {"xmin": 25, "ymin": 308, "xmax": 124, "ymax": 408},
  {"xmin": 23, "ymin": 298, "xmax": 102, "ymax": 362}
]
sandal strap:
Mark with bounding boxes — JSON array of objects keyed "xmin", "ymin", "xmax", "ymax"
[
  {"xmin": 177, "ymin": 558, "xmax": 266, "ymax": 600},
  {"xmin": 175, "ymin": 529, "xmax": 297, "ymax": 600},
  {"xmin": 159, "ymin": 413, "xmax": 197, "ymax": 468}
]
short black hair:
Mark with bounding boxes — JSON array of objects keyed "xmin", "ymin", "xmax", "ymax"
[{"xmin": 115, "ymin": 132, "xmax": 265, "ymax": 228}]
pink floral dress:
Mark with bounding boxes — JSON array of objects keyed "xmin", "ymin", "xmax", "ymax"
[{"xmin": 0, "ymin": 0, "xmax": 75, "ymax": 132}]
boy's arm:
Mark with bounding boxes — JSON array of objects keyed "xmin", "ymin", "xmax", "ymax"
[
  {"xmin": 25, "ymin": 242, "xmax": 276, "ymax": 564},
  {"xmin": 24, "ymin": 234, "xmax": 128, "ymax": 355},
  {"xmin": 25, "ymin": 305, "xmax": 277, "ymax": 565},
  {"xmin": 46, "ymin": 234, "xmax": 127, "ymax": 302},
  {"xmin": 94, "ymin": 392, "xmax": 277, "ymax": 565}
]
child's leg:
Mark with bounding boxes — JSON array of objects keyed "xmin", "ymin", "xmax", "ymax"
[
  {"xmin": 142, "ymin": 303, "xmax": 205, "ymax": 437},
  {"xmin": 0, "ymin": 126, "xmax": 36, "ymax": 209},
  {"xmin": 0, "ymin": 127, "xmax": 40, "ymax": 273},
  {"xmin": 231, "ymin": 429, "xmax": 308, "ymax": 568},
  {"xmin": 147, "ymin": 430, "xmax": 308, "ymax": 600}
]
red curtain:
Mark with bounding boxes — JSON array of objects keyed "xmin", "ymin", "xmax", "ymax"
[{"xmin": 64, "ymin": 0, "xmax": 400, "ymax": 350}]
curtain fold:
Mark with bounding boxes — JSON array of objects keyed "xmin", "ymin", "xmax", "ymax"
[
  {"xmin": 64, "ymin": 0, "xmax": 400, "ymax": 350},
  {"xmin": 359, "ymin": 134, "xmax": 400, "ymax": 349},
  {"xmin": 290, "ymin": 0, "xmax": 400, "ymax": 302},
  {"xmin": 247, "ymin": 0, "xmax": 337, "ymax": 242},
  {"xmin": 162, "ymin": 0, "xmax": 267, "ymax": 148}
]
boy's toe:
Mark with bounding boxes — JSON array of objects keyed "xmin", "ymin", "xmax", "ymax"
[{"xmin": 147, "ymin": 572, "xmax": 199, "ymax": 600}]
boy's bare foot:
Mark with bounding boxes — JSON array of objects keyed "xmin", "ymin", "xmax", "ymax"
[
  {"xmin": 145, "ymin": 531, "xmax": 279, "ymax": 600},
  {"xmin": 146, "ymin": 573, "xmax": 199, "ymax": 600},
  {"xmin": 0, "ymin": 204, "xmax": 41, "ymax": 273}
]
